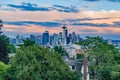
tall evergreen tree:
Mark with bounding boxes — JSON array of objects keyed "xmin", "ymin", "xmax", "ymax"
[{"xmin": 0, "ymin": 19, "xmax": 9, "ymax": 63}]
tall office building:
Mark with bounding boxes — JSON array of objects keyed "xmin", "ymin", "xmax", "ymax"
[
  {"xmin": 36, "ymin": 35, "xmax": 42, "ymax": 45},
  {"xmin": 49, "ymin": 35, "xmax": 53, "ymax": 46},
  {"xmin": 69, "ymin": 33, "xmax": 72, "ymax": 43},
  {"xmin": 0, "ymin": 20, "xmax": 2, "ymax": 29},
  {"xmin": 30, "ymin": 35, "xmax": 36, "ymax": 42},
  {"xmin": 58, "ymin": 32, "xmax": 62, "ymax": 45},
  {"xmin": 0, "ymin": 20, "xmax": 3, "ymax": 33},
  {"xmin": 16, "ymin": 35, "xmax": 23, "ymax": 45},
  {"xmin": 52, "ymin": 33, "xmax": 59, "ymax": 46},
  {"xmin": 42, "ymin": 31, "xmax": 49, "ymax": 46},
  {"xmin": 76, "ymin": 34, "xmax": 82, "ymax": 42},
  {"xmin": 72, "ymin": 32, "xmax": 76, "ymax": 43}
]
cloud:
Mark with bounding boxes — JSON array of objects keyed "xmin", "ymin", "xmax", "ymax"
[
  {"xmin": 58, "ymin": 17, "xmax": 110, "ymax": 23},
  {"xmin": 84, "ymin": 0, "xmax": 120, "ymax": 2},
  {"xmin": 80, "ymin": 29, "xmax": 98, "ymax": 32},
  {"xmin": 52, "ymin": 5, "xmax": 79, "ymax": 13},
  {"xmin": 4, "ymin": 16, "xmax": 120, "ymax": 28},
  {"xmin": 84, "ymin": 0, "xmax": 100, "ymax": 2},
  {"xmin": 4, "ymin": 19, "xmax": 111, "ymax": 28},
  {"xmin": 107, "ymin": 0, "xmax": 120, "ymax": 2},
  {"xmin": 113, "ymin": 21, "xmax": 120, "ymax": 27},
  {"xmin": 7, "ymin": 3, "xmax": 79, "ymax": 13},
  {"xmin": 7, "ymin": 3, "xmax": 50, "ymax": 11},
  {"xmin": 3, "ymin": 24, "xmax": 62, "ymax": 34},
  {"xmin": 7, "ymin": 3, "xmax": 80, "ymax": 13},
  {"xmin": 4, "ymin": 21, "xmax": 62, "ymax": 27},
  {"xmin": 72, "ymin": 22, "xmax": 110, "ymax": 27}
]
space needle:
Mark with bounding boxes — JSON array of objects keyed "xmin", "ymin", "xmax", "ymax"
[{"xmin": 61, "ymin": 24, "xmax": 67, "ymax": 48}]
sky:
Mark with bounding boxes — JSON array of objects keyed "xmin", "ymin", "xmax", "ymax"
[{"xmin": 0, "ymin": 0, "xmax": 120, "ymax": 39}]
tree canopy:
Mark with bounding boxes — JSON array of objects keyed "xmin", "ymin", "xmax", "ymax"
[
  {"xmin": 4, "ymin": 46, "xmax": 81, "ymax": 80},
  {"xmin": 0, "ymin": 19, "xmax": 10, "ymax": 64},
  {"xmin": 0, "ymin": 61, "xmax": 10, "ymax": 80},
  {"xmin": 0, "ymin": 34, "xmax": 9, "ymax": 64},
  {"xmin": 77, "ymin": 36, "xmax": 119, "ymax": 80},
  {"xmin": 8, "ymin": 44, "xmax": 16, "ymax": 53},
  {"xmin": 20, "ymin": 38, "xmax": 35, "ymax": 47},
  {"xmin": 54, "ymin": 46, "xmax": 69, "ymax": 57}
]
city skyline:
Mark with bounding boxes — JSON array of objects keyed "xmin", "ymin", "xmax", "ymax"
[{"xmin": 0, "ymin": 0, "xmax": 120, "ymax": 39}]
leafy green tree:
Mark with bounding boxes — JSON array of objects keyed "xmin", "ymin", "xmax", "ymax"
[
  {"xmin": 20, "ymin": 38, "xmax": 35, "ymax": 47},
  {"xmin": 5, "ymin": 46, "xmax": 81, "ymax": 80},
  {"xmin": 54, "ymin": 46, "xmax": 68, "ymax": 56},
  {"xmin": 114, "ymin": 52, "xmax": 120, "ymax": 64},
  {"xmin": 54, "ymin": 46, "xmax": 63, "ymax": 55},
  {"xmin": 77, "ymin": 36, "xmax": 118, "ymax": 80},
  {"xmin": 0, "ymin": 35, "xmax": 9, "ymax": 64},
  {"xmin": 0, "ymin": 61, "xmax": 10, "ymax": 80},
  {"xmin": 8, "ymin": 44, "xmax": 16, "ymax": 53},
  {"xmin": 76, "ymin": 54, "xmax": 84, "ymax": 59},
  {"xmin": 111, "ymin": 65, "xmax": 120, "ymax": 80},
  {"xmin": 98, "ymin": 66, "xmax": 112, "ymax": 80}
]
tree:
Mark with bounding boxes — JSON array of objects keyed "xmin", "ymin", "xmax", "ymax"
[
  {"xmin": 76, "ymin": 54, "xmax": 84, "ymax": 59},
  {"xmin": 114, "ymin": 52, "xmax": 120, "ymax": 64},
  {"xmin": 0, "ymin": 61, "xmax": 10, "ymax": 80},
  {"xmin": 19, "ymin": 38, "xmax": 35, "ymax": 48},
  {"xmin": 54, "ymin": 46, "xmax": 69, "ymax": 56},
  {"xmin": 8, "ymin": 44, "xmax": 16, "ymax": 53},
  {"xmin": 77, "ymin": 36, "xmax": 117, "ymax": 80},
  {"xmin": 5, "ymin": 46, "xmax": 81, "ymax": 80},
  {"xmin": 0, "ymin": 20, "xmax": 9, "ymax": 64},
  {"xmin": 111, "ymin": 64, "xmax": 120, "ymax": 80}
]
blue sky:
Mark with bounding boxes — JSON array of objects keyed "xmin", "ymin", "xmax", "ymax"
[
  {"xmin": 1, "ymin": 0, "xmax": 120, "ymax": 11},
  {"xmin": 0, "ymin": 0, "xmax": 120, "ymax": 39}
]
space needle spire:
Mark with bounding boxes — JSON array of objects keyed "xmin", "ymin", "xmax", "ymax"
[{"xmin": 61, "ymin": 24, "xmax": 67, "ymax": 48}]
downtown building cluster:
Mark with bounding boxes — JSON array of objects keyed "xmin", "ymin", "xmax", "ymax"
[{"xmin": 10, "ymin": 26, "xmax": 82, "ymax": 47}]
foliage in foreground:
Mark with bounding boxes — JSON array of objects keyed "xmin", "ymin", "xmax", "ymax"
[
  {"xmin": 77, "ymin": 36, "xmax": 120, "ymax": 80},
  {"xmin": 54, "ymin": 46, "xmax": 68, "ymax": 56},
  {"xmin": 0, "ymin": 61, "xmax": 10, "ymax": 80},
  {"xmin": 8, "ymin": 44, "xmax": 16, "ymax": 53},
  {"xmin": 0, "ymin": 34, "xmax": 9, "ymax": 64},
  {"xmin": 4, "ymin": 46, "xmax": 81, "ymax": 80}
]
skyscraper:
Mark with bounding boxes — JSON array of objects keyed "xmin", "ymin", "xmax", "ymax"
[
  {"xmin": 69, "ymin": 33, "xmax": 72, "ymax": 43},
  {"xmin": 72, "ymin": 32, "xmax": 76, "ymax": 43},
  {"xmin": 0, "ymin": 20, "xmax": 3, "ymax": 33},
  {"xmin": 36, "ymin": 35, "xmax": 42, "ymax": 45},
  {"xmin": 65, "ymin": 29, "xmax": 68, "ymax": 44},
  {"xmin": 30, "ymin": 35, "xmax": 36, "ymax": 42},
  {"xmin": 42, "ymin": 31, "xmax": 49, "ymax": 46},
  {"xmin": 58, "ymin": 32, "xmax": 62, "ymax": 45},
  {"xmin": 52, "ymin": 33, "xmax": 59, "ymax": 46},
  {"xmin": 16, "ymin": 35, "xmax": 23, "ymax": 45}
]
